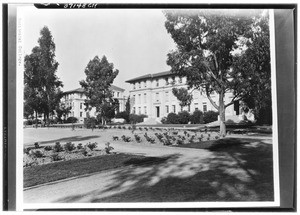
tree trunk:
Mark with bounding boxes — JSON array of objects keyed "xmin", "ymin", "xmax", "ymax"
[
  {"xmin": 219, "ymin": 90, "xmax": 226, "ymax": 137},
  {"xmin": 35, "ymin": 112, "xmax": 38, "ymax": 129}
]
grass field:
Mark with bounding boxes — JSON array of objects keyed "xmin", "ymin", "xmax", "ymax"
[{"xmin": 24, "ymin": 153, "xmax": 154, "ymax": 188}]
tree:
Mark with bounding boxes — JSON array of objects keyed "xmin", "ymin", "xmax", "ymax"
[
  {"xmin": 172, "ymin": 88, "xmax": 193, "ymax": 111},
  {"xmin": 164, "ymin": 9, "xmax": 264, "ymax": 136},
  {"xmin": 231, "ymin": 14, "xmax": 271, "ymax": 124},
  {"xmin": 55, "ymin": 102, "xmax": 71, "ymax": 123},
  {"xmin": 80, "ymin": 55, "xmax": 119, "ymax": 125},
  {"xmin": 24, "ymin": 26, "xmax": 62, "ymax": 126}
]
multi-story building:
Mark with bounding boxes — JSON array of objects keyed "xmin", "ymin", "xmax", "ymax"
[
  {"xmin": 61, "ymin": 85, "xmax": 126, "ymax": 123},
  {"xmin": 126, "ymin": 71, "xmax": 242, "ymax": 123}
]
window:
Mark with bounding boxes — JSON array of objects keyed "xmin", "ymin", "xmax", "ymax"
[
  {"xmin": 80, "ymin": 103, "xmax": 83, "ymax": 109},
  {"xmin": 194, "ymin": 91, "xmax": 199, "ymax": 99},
  {"xmin": 165, "ymin": 78, "xmax": 169, "ymax": 85},
  {"xmin": 172, "ymin": 105, "xmax": 176, "ymax": 113},
  {"xmin": 156, "ymin": 79, "xmax": 159, "ymax": 87},
  {"xmin": 144, "ymin": 93, "xmax": 147, "ymax": 103},
  {"xmin": 179, "ymin": 77, "xmax": 182, "ymax": 83},
  {"xmin": 138, "ymin": 107, "xmax": 141, "ymax": 114},
  {"xmin": 80, "ymin": 112, "xmax": 83, "ymax": 117},
  {"xmin": 138, "ymin": 94, "xmax": 141, "ymax": 104},
  {"xmin": 195, "ymin": 107, "xmax": 199, "ymax": 111},
  {"xmin": 172, "ymin": 77, "xmax": 175, "ymax": 84},
  {"xmin": 133, "ymin": 83, "xmax": 136, "ymax": 90},
  {"xmin": 166, "ymin": 105, "xmax": 169, "ymax": 114},
  {"xmin": 203, "ymin": 102, "xmax": 207, "ymax": 112},
  {"xmin": 144, "ymin": 81, "xmax": 147, "ymax": 88},
  {"xmin": 133, "ymin": 107, "xmax": 136, "ymax": 114},
  {"xmin": 156, "ymin": 92, "xmax": 159, "ymax": 102},
  {"xmin": 117, "ymin": 92, "xmax": 120, "ymax": 97},
  {"xmin": 133, "ymin": 95, "xmax": 136, "ymax": 104},
  {"xmin": 165, "ymin": 91, "xmax": 169, "ymax": 102},
  {"xmin": 80, "ymin": 93, "xmax": 83, "ymax": 98},
  {"xmin": 188, "ymin": 105, "xmax": 191, "ymax": 112},
  {"xmin": 139, "ymin": 82, "xmax": 141, "ymax": 88},
  {"xmin": 144, "ymin": 106, "xmax": 147, "ymax": 114}
]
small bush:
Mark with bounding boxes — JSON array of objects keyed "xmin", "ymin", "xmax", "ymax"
[
  {"xmin": 178, "ymin": 111, "xmax": 190, "ymax": 124},
  {"xmin": 134, "ymin": 134, "xmax": 141, "ymax": 143},
  {"xmin": 51, "ymin": 153, "xmax": 63, "ymax": 161},
  {"xmin": 64, "ymin": 142, "xmax": 76, "ymax": 152},
  {"xmin": 129, "ymin": 114, "xmax": 147, "ymax": 124},
  {"xmin": 44, "ymin": 146, "xmax": 52, "ymax": 151},
  {"xmin": 77, "ymin": 143, "xmax": 83, "ymax": 150},
  {"xmin": 190, "ymin": 110, "xmax": 204, "ymax": 124},
  {"xmin": 203, "ymin": 111, "xmax": 219, "ymax": 124},
  {"xmin": 121, "ymin": 135, "xmax": 131, "ymax": 142},
  {"xmin": 66, "ymin": 116, "xmax": 78, "ymax": 124},
  {"xmin": 86, "ymin": 142, "xmax": 97, "ymax": 151},
  {"xmin": 53, "ymin": 142, "xmax": 63, "ymax": 152},
  {"xmin": 24, "ymin": 147, "xmax": 31, "ymax": 155},
  {"xmin": 32, "ymin": 150, "xmax": 44, "ymax": 158},
  {"xmin": 34, "ymin": 142, "xmax": 40, "ymax": 149},
  {"xmin": 164, "ymin": 113, "xmax": 180, "ymax": 124},
  {"xmin": 105, "ymin": 142, "xmax": 114, "ymax": 154}
]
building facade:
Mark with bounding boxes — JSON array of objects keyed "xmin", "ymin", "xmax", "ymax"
[
  {"xmin": 61, "ymin": 85, "xmax": 126, "ymax": 123},
  {"xmin": 126, "ymin": 71, "xmax": 242, "ymax": 123}
]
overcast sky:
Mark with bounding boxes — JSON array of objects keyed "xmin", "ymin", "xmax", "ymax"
[{"xmin": 21, "ymin": 6, "xmax": 176, "ymax": 93}]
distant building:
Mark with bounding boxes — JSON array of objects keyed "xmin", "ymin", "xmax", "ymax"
[
  {"xmin": 61, "ymin": 85, "xmax": 126, "ymax": 123},
  {"xmin": 126, "ymin": 71, "xmax": 243, "ymax": 123}
]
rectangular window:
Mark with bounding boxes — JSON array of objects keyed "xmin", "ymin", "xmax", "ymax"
[
  {"xmin": 133, "ymin": 83, "xmax": 136, "ymax": 90},
  {"xmin": 80, "ymin": 112, "xmax": 83, "ymax": 117},
  {"xmin": 133, "ymin": 95, "xmax": 136, "ymax": 104},
  {"xmin": 156, "ymin": 79, "xmax": 159, "ymax": 87},
  {"xmin": 138, "ymin": 107, "xmax": 141, "ymax": 114},
  {"xmin": 203, "ymin": 102, "xmax": 207, "ymax": 112},
  {"xmin": 138, "ymin": 94, "xmax": 141, "ymax": 104},
  {"xmin": 144, "ymin": 93, "xmax": 147, "ymax": 103},
  {"xmin": 117, "ymin": 92, "xmax": 120, "ymax": 97},
  {"xmin": 144, "ymin": 106, "xmax": 147, "ymax": 114},
  {"xmin": 165, "ymin": 91, "xmax": 169, "ymax": 102},
  {"xmin": 188, "ymin": 105, "xmax": 191, "ymax": 112},
  {"xmin": 144, "ymin": 81, "xmax": 147, "ymax": 88},
  {"xmin": 156, "ymin": 92, "xmax": 159, "ymax": 102},
  {"xmin": 133, "ymin": 107, "xmax": 136, "ymax": 114},
  {"xmin": 80, "ymin": 103, "xmax": 83, "ymax": 109},
  {"xmin": 172, "ymin": 105, "xmax": 176, "ymax": 113},
  {"xmin": 165, "ymin": 78, "xmax": 169, "ymax": 85},
  {"xmin": 80, "ymin": 93, "xmax": 83, "ymax": 98},
  {"xmin": 179, "ymin": 77, "xmax": 182, "ymax": 83},
  {"xmin": 166, "ymin": 105, "xmax": 169, "ymax": 114},
  {"xmin": 139, "ymin": 82, "xmax": 141, "ymax": 88}
]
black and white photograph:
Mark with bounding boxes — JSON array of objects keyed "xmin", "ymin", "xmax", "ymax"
[{"xmin": 11, "ymin": 3, "xmax": 288, "ymax": 211}]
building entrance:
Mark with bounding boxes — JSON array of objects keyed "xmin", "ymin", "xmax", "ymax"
[{"xmin": 156, "ymin": 106, "xmax": 160, "ymax": 118}]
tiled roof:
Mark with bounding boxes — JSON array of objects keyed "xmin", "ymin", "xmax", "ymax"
[
  {"xmin": 63, "ymin": 85, "xmax": 124, "ymax": 94},
  {"xmin": 125, "ymin": 71, "xmax": 175, "ymax": 83}
]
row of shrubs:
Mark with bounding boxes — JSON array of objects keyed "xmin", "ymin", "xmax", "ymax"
[
  {"xmin": 161, "ymin": 110, "xmax": 219, "ymax": 124},
  {"xmin": 112, "ymin": 131, "xmax": 220, "ymax": 146},
  {"xmin": 24, "ymin": 117, "xmax": 79, "ymax": 126}
]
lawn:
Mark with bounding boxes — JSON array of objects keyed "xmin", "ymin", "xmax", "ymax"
[{"xmin": 24, "ymin": 153, "xmax": 154, "ymax": 188}]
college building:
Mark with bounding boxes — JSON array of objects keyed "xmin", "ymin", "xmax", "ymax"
[
  {"xmin": 61, "ymin": 85, "xmax": 126, "ymax": 123},
  {"xmin": 126, "ymin": 71, "xmax": 245, "ymax": 123}
]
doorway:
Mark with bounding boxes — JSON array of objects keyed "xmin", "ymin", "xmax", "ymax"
[{"xmin": 156, "ymin": 106, "xmax": 160, "ymax": 118}]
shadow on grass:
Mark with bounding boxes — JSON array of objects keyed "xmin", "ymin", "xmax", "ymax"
[
  {"xmin": 38, "ymin": 135, "xmax": 101, "ymax": 145},
  {"xmin": 54, "ymin": 138, "xmax": 274, "ymax": 203}
]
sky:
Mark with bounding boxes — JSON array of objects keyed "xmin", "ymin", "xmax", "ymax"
[{"xmin": 20, "ymin": 6, "xmax": 177, "ymax": 93}]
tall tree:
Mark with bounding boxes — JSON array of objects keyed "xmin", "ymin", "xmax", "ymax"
[
  {"xmin": 231, "ymin": 14, "xmax": 271, "ymax": 124},
  {"xmin": 164, "ymin": 9, "xmax": 264, "ymax": 136},
  {"xmin": 172, "ymin": 88, "xmax": 193, "ymax": 111},
  {"xmin": 24, "ymin": 26, "xmax": 62, "ymax": 126},
  {"xmin": 80, "ymin": 55, "xmax": 119, "ymax": 125}
]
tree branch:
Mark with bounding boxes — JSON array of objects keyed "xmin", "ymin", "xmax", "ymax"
[
  {"xmin": 225, "ymin": 93, "xmax": 241, "ymax": 108},
  {"xmin": 205, "ymin": 87, "xmax": 219, "ymax": 111}
]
